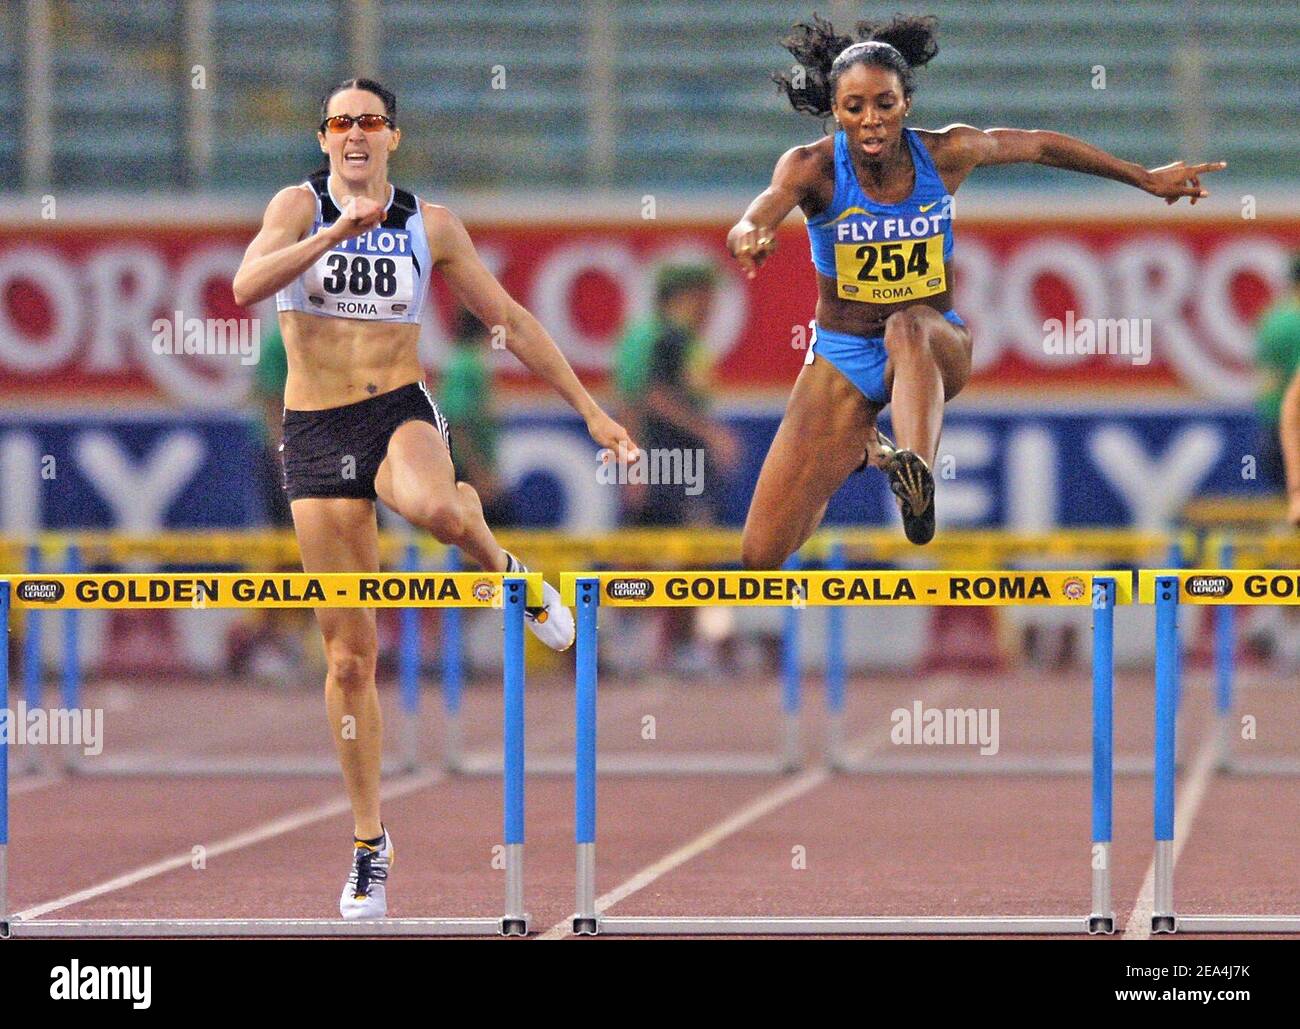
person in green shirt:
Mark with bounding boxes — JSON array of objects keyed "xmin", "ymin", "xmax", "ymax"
[
  {"xmin": 229, "ymin": 323, "xmax": 303, "ymax": 680},
  {"xmin": 1257, "ymin": 254, "xmax": 1300, "ymax": 496},
  {"xmin": 251, "ymin": 324, "xmax": 292, "ymax": 526},
  {"xmin": 438, "ymin": 308, "xmax": 513, "ymax": 525},
  {"xmin": 1267, "ymin": 255, "xmax": 1300, "ymax": 524},
  {"xmin": 610, "ymin": 263, "xmax": 741, "ymax": 676},
  {"xmin": 610, "ymin": 262, "xmax": 740, "ymax": 525}
]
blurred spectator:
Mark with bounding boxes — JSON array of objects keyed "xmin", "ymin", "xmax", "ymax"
[
  {"xmin": 1269, "ymin": 255, "xmax": 1300, "ymax": 524},
  {"xmin": 251, "ymin": 324, "xmax": 293, "ymax": 526},
  {"xmin": 228, "ymin": 324, "xmax": 305, "ymax": 682},
  {"xmin": 612, "ymin": 262, "xmax": 740, "ymax": 525},
  {"xmin": 438, "ymin": 308, "xmax": 515, "ymax": 526},
  {"xmin": 611, "ymin": 262, "xmax": 740, "ymax": 675}
]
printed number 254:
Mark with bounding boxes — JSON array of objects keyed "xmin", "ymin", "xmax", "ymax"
[{"xmin": 855, "ymin": 241, "xmax": 928, "ymax": 282}]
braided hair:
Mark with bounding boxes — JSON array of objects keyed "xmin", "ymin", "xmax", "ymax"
[{"xmin": 773, "ymin": 13, "xmax": 939, "ymax": 117}]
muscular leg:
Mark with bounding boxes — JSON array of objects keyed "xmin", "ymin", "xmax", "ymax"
[
  {"xmin": 291, "ymin": 497, "xmax": 384, "ymax": 840},
  {"xmin": 742, "ymin": 357, "xmax": 884, "ymax": 570},
  {"xmin": 378, "ymin": 417, "xmax": 575, "ymax": 649},
  {"xmin": 881, "ymin": 306, "xmax": 973, "ymax": 466},
  {"xmin": 375, "ymin": 420, "xmax": 508, "ymax": 572}
]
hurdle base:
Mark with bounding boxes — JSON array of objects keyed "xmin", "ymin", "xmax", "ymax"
[
  {"xmin": 1088, "ymin": 915, "xmax": 1115, "ymax": 935},
  {"xmin": 1165, "ymin": 915, "xmax": 1300, "ymax": 934},
  {"xmin": 572, "ymin": 916, "xmax": 599, "ymax": 936},
  {"xmin": 1151, "ymin": 915, "xmax": 1177, "ymax": 934},
  {"xmin": 500, "ymin": 917, "xmax": 529, "ymax": 937},
  {"xmin": 4, "ymin": 917, "xmax": 508, "ymax": 938},
  {"xmin": 458, "ymin": 751, "xmax": 792, "ymax": 777},
  {"xmin": 781, "ymin": 716, "xmax": 801, "ymax": 773},
  {"xmin": 1215, "ymin": 756, "xmax": 1300, "ymax": 777},
  {"xmin": 830, "ymin": 754, "xmax": 1153, "ymax": 776},
  {"xmin": 61, "ymin": 755, "xmax": 416, "ymax": 778},
  {"xmin": 442, "ymin": 716, "xmax": 465, "ymax": 774},
  {"xmin": 584, "ymin": 915, "xmax": 1092, "ymax": 936}
]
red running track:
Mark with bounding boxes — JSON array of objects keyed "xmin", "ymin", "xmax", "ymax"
[{"xmin": 4, "ymin": 667, "xmax": 1297, "ymax": 939}]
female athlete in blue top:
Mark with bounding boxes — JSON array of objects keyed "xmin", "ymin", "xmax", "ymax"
[{"xmin": 728, "ymin": 14, "xmax": 1224, "ymax": 559}]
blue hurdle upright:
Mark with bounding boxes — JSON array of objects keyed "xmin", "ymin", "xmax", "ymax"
[
  {"xmin": 1204, "ymin": 537, "xmax": 1300, "ymax": 776},
  {"xmin": 822, "ymin": 544, "xmax": 1153, "ymax": 776},
  {"xmin": 0, "ymin": 572, "xmax": 532, "ymax": 938},
  {"xmin": 1148, "ymin": 571, "xmax": 1300, "ymax": 934},
  {"xmin": 459, "ymin": 552, "xmax": 807, "ymax": 777},
  {"xmin": 570, "ymin": 571, "xmax": 1119, "ymax": 936},
  {"xmin": 52, "ymin": 540, "xmax": 427, "ymax": 777}
]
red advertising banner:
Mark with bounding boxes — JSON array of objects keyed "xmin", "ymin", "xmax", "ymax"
[{"xmin": 1, "ymin": 215, "xmax": 1296, "ymax": 406}]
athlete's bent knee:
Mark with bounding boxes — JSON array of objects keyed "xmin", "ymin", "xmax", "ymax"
[
  {"xmin": 410, "ymin": 495, "xmax": 466, "ymax": 542},
  {"xmin": 883, "ymin": 308, "xmax": 933, "ymax": 361},
  {"xmin": 326, "ymin": 648, "xmax": 375, "ymax": 693}
]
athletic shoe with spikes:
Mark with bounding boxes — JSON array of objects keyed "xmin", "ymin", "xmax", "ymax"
[
  {"xmin": 340, "ymin": 827, "xmax": 393, "ymax": 920},
  {"xmin": 885, "ymin": 448, "xmax": 936, "ymax": 546}
]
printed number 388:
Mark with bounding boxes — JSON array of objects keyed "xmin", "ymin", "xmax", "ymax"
[{"xmin": 322, "ymin": 254, "xmax": 399, "ymax": 297}]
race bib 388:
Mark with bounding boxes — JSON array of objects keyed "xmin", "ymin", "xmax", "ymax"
[{"xmin": 302, "ymin": 228, "xmax": 417, "ymax": 319}]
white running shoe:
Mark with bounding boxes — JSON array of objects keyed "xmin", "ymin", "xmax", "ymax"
[
  {"xmin": 526, "ymin": 578, "xmax": 577, "ymax": 652},
  {"xmin": 340, "ymin": 827, "xmax": 393, "ymax": 920},
  {"xmin": 505, "ymin": 552, "xmax": 576, "ymax": 652}
]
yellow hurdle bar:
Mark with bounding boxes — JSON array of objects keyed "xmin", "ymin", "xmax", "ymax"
[
  {"xmin": 810, "ymin": 528, "xmax": 1178, "ymax": 564},
  {"xmin": 562, "ymin": 570, "xmax": 1133, "ymax": 607},
  {"xmin": 1, "ymin": 572, "xmax": 544, "ymax": 610},
  {"xmin": 1138, "ymin": 569, "xmax": 1300, "ymax": 605},
  {"xmin": 1208, "ymin": 533, "xmax": 1300, "ymax": 567},
  {"xmin": 1, "ymin": 527, "xmax": 1181, "ymax": 574}
]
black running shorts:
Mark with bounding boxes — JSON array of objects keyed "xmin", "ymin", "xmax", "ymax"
[{"xmin": 280, "ymin": 381, "xmax": 452, "ymax": 502}]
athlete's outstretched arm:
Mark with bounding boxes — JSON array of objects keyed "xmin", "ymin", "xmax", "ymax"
[
  {"xmin": 232, "ymin": 187, "xmax": 384, "ymax": 307},
  {"xmin": 938, "ymin": 124, "xmax": 1226, "ymax": 204},
  {"xmin": 426, "ymin": 203, "xmax": 639, "ymax": 459},
  {"xmin": 727, "ymin": 144, "xmax": 824, "ymax": 278}
]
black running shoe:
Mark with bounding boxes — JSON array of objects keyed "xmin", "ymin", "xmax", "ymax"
[{"xmin": 886, "ymin": 449, "xmax": 935, "ymax": 546}]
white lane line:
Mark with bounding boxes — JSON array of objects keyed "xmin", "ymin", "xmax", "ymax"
[
  {"xmin": 1122, "ymin": 729, "xmax": 1219, "ymax": 940},
  {"xmin": 536, "ymin": 679, "xmax": 960, "ymax": 940},
  {"xmin": 536, "ymin": 769, "xmax": 831, "ymax": 942},
  {"xmin": 11, "ymin": 768, "xmax": 445, "ymax": 921},
  {"xmin": 10, "ymin": 681, "xmax": 658, "ymax": 922}
]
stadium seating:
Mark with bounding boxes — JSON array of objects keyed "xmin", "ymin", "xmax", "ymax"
[{"xmin": 1, "ymin": 0, "xmax": 1293, "ymax": 192}]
